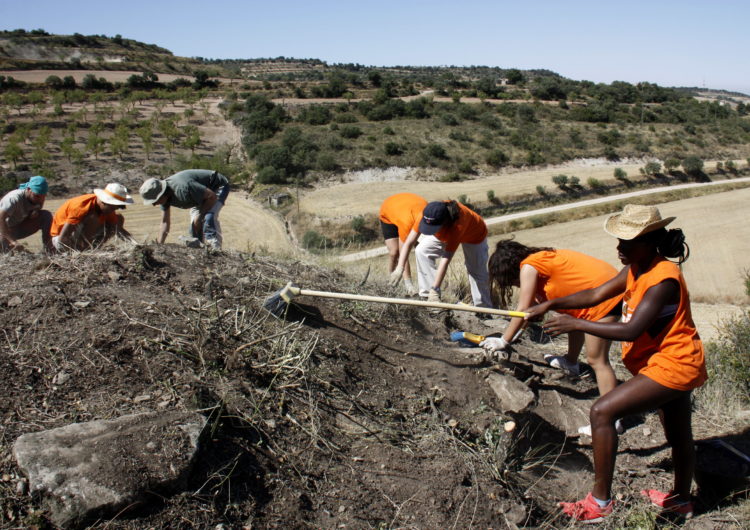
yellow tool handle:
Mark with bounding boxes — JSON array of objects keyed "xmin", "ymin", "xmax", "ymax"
[{"xmin": 291, "ymin": 286, "xmax": 528, "ymax": 318}]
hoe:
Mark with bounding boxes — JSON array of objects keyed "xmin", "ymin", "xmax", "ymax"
[{"xmin": 264, "ymin": 282, "xmax": 528, "ymax": 319}]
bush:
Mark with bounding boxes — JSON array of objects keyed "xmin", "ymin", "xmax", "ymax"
[
  {"xmin": 486, "ymin": 190, "xmax": 497, "ymax": 203},
  {"xmin": 701, "ymin": 310, "xmax": 750, "ymax": 407},
  {"xmin": 302, "ymin": 230, "xmax": 332, "ymax": 250},
  {"xmin": 339, "ymin": 125, "xmax": 362, "ymax": 139},
  {"xmin": 613, "ymin": 168, "xmax": 628, "ymax": 181},
  {"xmin": 551, "ymin": 174, "xmax": 569, "ymax": 188},
  {"xmin": 426, "ymin": 144, "xmax": 448, "ymax": 160},
  {"xmin": 682, "ymin": 156, "xmax": 704, "ymax": 176},
  {"xmin": 643, "ymin": 161, "xmax": 662, "ymax": 175},
  {"xmin": 485, "ymin": 149, "xmax": 509, "ymax": 168},
  {"xmin": 535, "ymin": 185, "xmax": 547, "ymax": 197},
  {"xmin": 384, "ymin": 142, "xmax": 403, "ymax": 156},
  {"xmin": 587, "ymin": 177, "xmax": 605, "ymax": 192}
]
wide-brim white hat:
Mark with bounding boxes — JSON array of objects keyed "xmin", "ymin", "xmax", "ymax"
[
  {"xmin": 94, "ymin": 183, "xmax": 134, "ymax": 206},
  {"xmin": 604, "ymin": 204, "xmax": 675, "ymax": 240}
]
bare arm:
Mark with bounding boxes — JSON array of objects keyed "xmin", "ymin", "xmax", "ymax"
[
  {"xmin": 0, "ymin": 209, "xmax": 18, "ymax": 248},
  {"xmin": 432, "ymin": 253, "xmax": 454, "ymax": 290},
  {"xmin": 158, "ymin": 207, "xmax": 170, "ymax": 244},
  {"xmin": 526, "ymin": 266, "xmax": 629, "ymax": 320},
  {"xmin": 543, "ymin": 279, "xmax": 679, "ymax": 342},
  {"xmin": 502, "ymin": 264, "xmax": 539, "ymax": 343},
  {"xmin": 58, "ymin": 223, "xmax": 77, "ymax": 249},
  {"xmin": 395, "ymin": 229, "xmax": 420, "ymax": 274}
]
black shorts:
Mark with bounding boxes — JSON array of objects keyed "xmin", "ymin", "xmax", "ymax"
[
  {"xmin": 381, "ymin": 221, "xmax": 399, "ymax": 240},
  {"xmin": 605, "ymin": 299, "xmax": 624, "ymax": 319}
]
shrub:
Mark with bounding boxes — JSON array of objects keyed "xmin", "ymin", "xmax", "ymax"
[
  {"xmin": 587, "ymin": 177, "xmax": 605, "ymax": 192},
  {"xmin": 426, "ymin": 144, "xmax": 448, "ymax": 159},
  {"xmin": 551, "ymin": 174, "xmax": 569, "ymax": 188},
  {"xmin": 457, "ymin": 160, "xmax": 475, "ymax": 174},
  {"xmin": 725, "ymin": 160, "xmax": 737, "ymax": 173},
  {"xmin": 298, "ymin": 104, "xmax": 331, "ymax": 125},
  {"xmin": 643, "ymin": 161, "xmax": 662, "ymax": 175},
  {"xmin": 682, "ymin": 156, "xmax": 704, "ymax": 176},
  {"xmin": 535, "ymin": 185, "xmax": 547, "ymax": 197},
  {"xmin": 334, "ymin": 112, "xmax": 357, "ymax": 123},
  {"xmin": 339, "ymin": 125, "xmax": 362, "ymax": 139},
  {"xmin": 384, "ymin": 142, "xmax": 403, "ymax": 156},
  {"xmin": 486, "ymin": 190, "xmax": 497, "ymax": 203},
  {"xmin": 699, "ymin": 310, "xmax": 750, "ymax": 409},
  {"xmin": 486, "ymin": 149, "xmax": 509, "ymax": 168},
  {"xmin": 351, "ymin": 215, "xmax": 365, "ymax": 233},
  {"xmin": 302, "ymin": 230, "xmax": 332, "ymax": 250},
  {"xmin": 457, "ymin": 194, "xmax": 468, "ymax": 204},
  {"xmin": 613, "ymin": 167, "xmax": 628, "ymax": 181}
]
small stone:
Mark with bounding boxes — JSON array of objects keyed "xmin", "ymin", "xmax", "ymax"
[
  {"xmin": 504, "ymin": 421, "xmax": 516, "ymax": 432},
  {"xmin": 643, "ymin": 427, "xmax": 652, "ymax": 437},
  {"xmin": 338, "ymin": 505, "xmax": 346, "ymax": 513},
  {"xmin": 145, "ymin": 442, "xmax": 157, "ymax": 452},
  {"xmin": 108, "ymin": 271, "xmax": 121, "ymax": 281},
  {"xmin": 447, "ymin": 419, "xmax": 458, "ymax": 428},
  {"xmin": 157, "ymin": 400, "xmax": 171, "ymax": 409},
  {"xmin": 16, "ymin": 479, "xmax": 28, "ymax": 495},
  {"xmin": 1, "ymin": 474, "xmax": 10, "ymax": 482},
  {"xmin": 72, "ymin": 301, "xmax": 91, "ymax": 309},
  {"xmin": 7, "ymin": 296, "xmax": 21, "ymax": 307},
  {"xmin": 52, "ymin": 371, "xmax": 71, "ymax": 386},
  {"xmin": 133, "ymin": 394, "xmax": 151, "ymax": 403}
]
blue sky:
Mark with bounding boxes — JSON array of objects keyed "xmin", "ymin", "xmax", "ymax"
[{"xmin": 2, "ymin": 0, "xmax": 749, "ymax": 94}]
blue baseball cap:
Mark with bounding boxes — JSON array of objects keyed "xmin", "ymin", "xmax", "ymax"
[
  {"xmin": 419, "ymin": 201, "xmax": 448, "ymax": 235},
  {"xmin": 19, "ymin": 175, "xmax": 48, "ymax": 195}
]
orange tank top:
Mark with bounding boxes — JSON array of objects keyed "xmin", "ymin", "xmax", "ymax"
[
  {"xmin": 521, "ymin": 249, "xmax": 621, "ymax": 321},
  {"xmin": 621, "ymin": 258, "xmax": 707, "ymax": 391}
]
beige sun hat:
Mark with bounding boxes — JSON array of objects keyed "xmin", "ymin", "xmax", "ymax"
[
  {"xmin": 94, "ymin": 183, "xmax": 134, "ymax": 206},
  {"xmin": 604, "ymin": 204, "xmax": 675, "ymax": 240}
]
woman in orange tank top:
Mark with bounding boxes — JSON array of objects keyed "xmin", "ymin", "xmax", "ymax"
[
  {"xmin": 526, "ymin": 204, "xmax": 706, "ymax": 523},
  {"xmin": 485, "ymin": 240, "xmax": 622, "ymax": 425}
]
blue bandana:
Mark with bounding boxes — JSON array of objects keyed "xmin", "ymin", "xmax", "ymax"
[{"xmin": 19, "ymin": 175, "xmax": 48, "ymax": 195}]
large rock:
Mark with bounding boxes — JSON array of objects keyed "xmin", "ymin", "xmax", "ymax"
[
  {"xmin": 14, "ymin": 411, "xmax": 207, "ymax": 528},
  {"xmin": 486, "ymin": 372, "xmax": 535, "ymax": 413}
]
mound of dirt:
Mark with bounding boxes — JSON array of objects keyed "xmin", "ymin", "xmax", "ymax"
[{"xmin": 0, "ymin": 246, "xmax": 746, "ymax": 528}]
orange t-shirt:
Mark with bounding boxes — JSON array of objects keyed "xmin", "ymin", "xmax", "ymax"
[
  {"xmin": 521, "ymin": 249, "xmax": 621, "ymax": 321},
  {"xmin": 50, "ymin": 194, "xmax": 120, "ymax": 237},
  {"xmin": 435, "ymin": 203, "xmax": 487, "ymax": 253},
  {"xmin": 379, "ymin": 193, "xmax": 428, "ymax": 242},
  {"xmin": 621, "ymin": 258, "xmax": 707, "ymax": 391}
]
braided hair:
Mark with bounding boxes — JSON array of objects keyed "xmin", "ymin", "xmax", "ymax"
[{"xmin": 488, "ymin": 238, "xmax": 554, "ymax": 308}]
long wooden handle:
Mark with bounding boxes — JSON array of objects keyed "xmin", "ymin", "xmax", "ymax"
[{"xmin": 293, "ymin": 287, "xmax": 527, "ymax": 318}]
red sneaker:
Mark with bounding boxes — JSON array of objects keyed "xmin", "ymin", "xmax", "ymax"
[
  {"xmin": 559, "ymin": 492, "xmax": 613, "ymax": 523},
  {"xmin": 641, "ymin": 489, "xmax": 694, "ymax": 518}
]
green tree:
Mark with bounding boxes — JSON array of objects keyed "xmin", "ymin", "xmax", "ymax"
[
  {"xmin": 136, "ymin": 121, "xmax": 154, "ymax": 160},
  {"xmin": 682, "ymin": 156, "xmax": 704, "ymax": 176},
  {"xmin": 643, "ymin": 161, "xmax": 662, "ymax": 175},
  {"xmin": 663, "ymin": 158, "xmax": 681, "ymax": 173},
  {"xmin": 3, "ymin": 141, "xmax": 23, "ymax": 168},
  {"xmin": 613, "ymin": 167, "xmax": 628, "ymax": 181},
  {"xmin": 182, "ymin": 125, "xmax": 201, "ymax": 154}
]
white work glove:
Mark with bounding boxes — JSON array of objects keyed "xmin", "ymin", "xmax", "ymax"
[
  {"xmin": 427, "ymin": 288, "xmax": 441, "ymax": 303},
  {"xmin": 480, "ymin": 336, "xmax": 510, "ymax": 361},
  {"xmin": 389, "ymin": 265, "xmax": 404, "ymax": 286}
]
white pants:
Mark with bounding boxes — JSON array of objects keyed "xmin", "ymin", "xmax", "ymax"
[{"xmin": 415, "ymin": 235, "xmax": 493, "ymax": 307}]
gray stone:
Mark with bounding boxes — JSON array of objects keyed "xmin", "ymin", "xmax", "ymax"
[
  {"xmin": 14, "ymin": 411, "xmax": 206, "ymax": 528},
  {"xmin": 486, "ymin": 372, "xmax": 535, "ymax": 413}
]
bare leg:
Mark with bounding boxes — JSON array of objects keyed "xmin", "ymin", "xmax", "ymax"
[
  {"xmin": 565, "ymin": 330, "xmax": 585, "ymax": 365},
  {"xmin": 658, "ymin": 392, "xmax": 695, "ymax": 501},
  {"xmin": 589, "ymin": 374, "xmax": 686, "ymax": 500},
  {"xmin": 584, "ymin": 316, "xmax": 617, "ymax": 396},
  {"xmin": 384, "ymin": 237, "xmax": 399, "ymax": 272}
]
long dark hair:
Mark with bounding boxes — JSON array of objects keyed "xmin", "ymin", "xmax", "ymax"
[
  {"xmin": 443, "ymin": 200, "xmax": 461, "ymax": 228},
  {"xmin": 638, "ymin": 227, "xmax": 690, "ymax": 264},
  {"xmin": 488, "ymin": 239, "xmax": 554, "ymax": 308}
]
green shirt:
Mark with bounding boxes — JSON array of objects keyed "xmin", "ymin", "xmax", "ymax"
[{"xmin": 161, "ymin": 170, "xmax": 229, "ymax": 210}]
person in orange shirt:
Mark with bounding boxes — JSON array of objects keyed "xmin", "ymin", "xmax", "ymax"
[
  {"xmin": 51, "ymin": 183, "xmax": 135, "ymax": 252},
  {"xmin": 380, "ymin": 193, "xmax": 427, "ymax": 295},
  {"xmin": 483, "ymin": 240, "xmax": 622, "ymax": 427},
  {"xmin": 411, "ymin": 200, "xmax": 492, "ymax": 307},
  {"xmin": 526, "ymin": 204, "xmax": 706, "ymax": 523}
]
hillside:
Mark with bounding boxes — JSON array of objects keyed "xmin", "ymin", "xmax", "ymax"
[
  {"xmin": 0, "ymin": 29, "xmax": 205, "ymax": 75},
  {"xmin": 0, "ymin": 245, "xmax": 747, "ymax": 528}
]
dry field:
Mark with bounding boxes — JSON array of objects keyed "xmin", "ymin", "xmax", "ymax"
[{"xmin": 299, "ymin": 160, "xmax": 695, "ymax": 219}]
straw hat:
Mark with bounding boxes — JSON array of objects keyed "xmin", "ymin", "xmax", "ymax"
[
  {"xmin": 604, "ymin": 204, "xmax": 675, "ymax": 240},
  {"xmin": 94, "ymin": 183, "xmax": 134, "ymax": 206}
]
